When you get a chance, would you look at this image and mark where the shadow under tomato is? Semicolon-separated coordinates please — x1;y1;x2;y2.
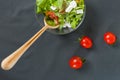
76;60;92;73
110;38;120;49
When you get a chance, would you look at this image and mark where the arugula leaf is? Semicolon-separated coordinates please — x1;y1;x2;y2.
57;0;63;9
71;19;77;29
36;0;44;6
36;0;50;13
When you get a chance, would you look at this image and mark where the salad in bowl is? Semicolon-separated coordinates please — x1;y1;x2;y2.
36;0;85;35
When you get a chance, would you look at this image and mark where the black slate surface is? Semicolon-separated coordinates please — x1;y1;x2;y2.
0;0;120;80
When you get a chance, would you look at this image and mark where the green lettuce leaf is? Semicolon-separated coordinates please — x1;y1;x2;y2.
57;0;63;9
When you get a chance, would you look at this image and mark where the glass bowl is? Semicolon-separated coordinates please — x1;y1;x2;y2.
35;3;86;35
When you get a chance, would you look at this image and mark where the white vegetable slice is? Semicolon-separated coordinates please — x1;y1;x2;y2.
65;1;77;12
63;22;71;28
76;9;83;14
50;6;56;10
65;6;73;13
70;1;77;8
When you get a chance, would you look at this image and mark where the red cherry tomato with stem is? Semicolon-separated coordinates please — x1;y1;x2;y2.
104;32;117;45
79;36;93;49
69;56;85;69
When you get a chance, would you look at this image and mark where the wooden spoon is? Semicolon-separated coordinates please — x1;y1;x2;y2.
1;18;59;70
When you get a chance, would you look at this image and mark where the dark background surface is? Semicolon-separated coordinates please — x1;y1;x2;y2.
0;0;120;80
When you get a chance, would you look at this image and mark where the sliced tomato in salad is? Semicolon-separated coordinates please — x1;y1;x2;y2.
46;11;59;25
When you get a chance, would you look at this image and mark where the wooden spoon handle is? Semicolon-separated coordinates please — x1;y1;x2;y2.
1;25;48;70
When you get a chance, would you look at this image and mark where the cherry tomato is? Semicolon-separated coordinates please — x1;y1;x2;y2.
104;32;116;45
69;56;83;69
80;36;93;48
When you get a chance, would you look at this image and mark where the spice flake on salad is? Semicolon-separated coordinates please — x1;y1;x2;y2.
36;0;85;31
